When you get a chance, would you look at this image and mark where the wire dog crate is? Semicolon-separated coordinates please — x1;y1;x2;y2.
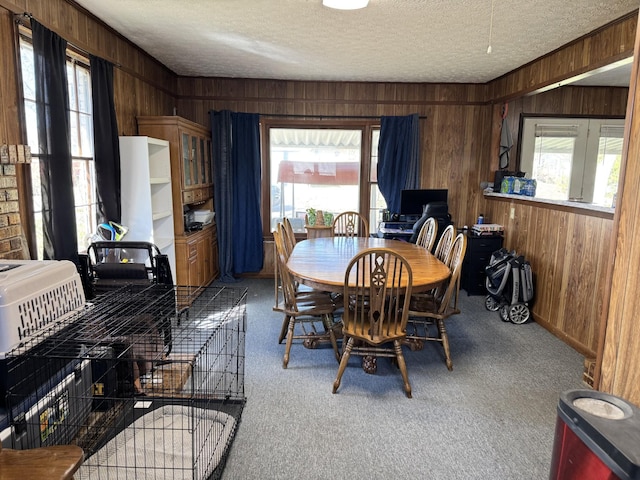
2;281;246;480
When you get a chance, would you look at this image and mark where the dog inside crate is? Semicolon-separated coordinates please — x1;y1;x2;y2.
104;314;166;396
84;286;177;398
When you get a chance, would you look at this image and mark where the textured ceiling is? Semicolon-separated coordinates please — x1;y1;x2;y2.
72;0;639;84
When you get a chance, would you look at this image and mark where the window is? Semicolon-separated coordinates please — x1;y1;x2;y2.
20;32;97;259
266;123;383;234
519;117;624;207
369;128;386;230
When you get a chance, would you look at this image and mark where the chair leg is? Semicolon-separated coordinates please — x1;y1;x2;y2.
394;340;412;398
437;319;453;371
278;314;290;344
322;314;341;363
332;337;354;394
283;317;296;369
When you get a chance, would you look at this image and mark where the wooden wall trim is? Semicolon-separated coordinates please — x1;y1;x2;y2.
485;194;615;220
177;93;488;107
534;316;596;358
177;78;489;107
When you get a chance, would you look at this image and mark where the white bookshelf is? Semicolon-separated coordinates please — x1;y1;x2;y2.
119;136;176;278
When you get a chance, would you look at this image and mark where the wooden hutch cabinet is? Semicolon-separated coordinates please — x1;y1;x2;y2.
137;116;219;295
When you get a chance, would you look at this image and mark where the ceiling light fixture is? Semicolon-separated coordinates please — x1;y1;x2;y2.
323;0;369;10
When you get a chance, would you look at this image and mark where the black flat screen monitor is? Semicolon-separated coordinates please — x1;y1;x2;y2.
400;189;448;215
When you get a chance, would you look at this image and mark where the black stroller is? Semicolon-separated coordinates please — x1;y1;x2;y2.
484;248;534;324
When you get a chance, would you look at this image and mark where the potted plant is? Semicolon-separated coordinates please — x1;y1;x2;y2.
306;207;317;226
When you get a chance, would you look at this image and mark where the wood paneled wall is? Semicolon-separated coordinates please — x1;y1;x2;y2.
485;197;613;357
0;0;177;139
177;79;493;231
177;80;494;278
0;8;21;145
176;80;495;281
481;86;628;357
600;12;640;405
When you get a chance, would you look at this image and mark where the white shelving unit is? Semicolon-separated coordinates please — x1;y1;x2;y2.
119;136;176;278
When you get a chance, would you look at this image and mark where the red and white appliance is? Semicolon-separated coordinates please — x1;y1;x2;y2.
550;389;640;480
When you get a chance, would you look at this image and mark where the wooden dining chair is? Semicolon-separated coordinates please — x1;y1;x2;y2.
273;219;298;312
274;222;315;335
0;442;84;480
433;224;455;262
273;237;284;313
332;248;414;398
273;229;341;368
281;217;297;254
406;233;467;370
332;211;370;238
415;217;438;252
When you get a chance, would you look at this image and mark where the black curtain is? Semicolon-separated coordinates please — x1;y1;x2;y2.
211;110;234;282
231;113;263;273
377;113;421;214
211;110;263;281
90;55;121;224
32;20;78;263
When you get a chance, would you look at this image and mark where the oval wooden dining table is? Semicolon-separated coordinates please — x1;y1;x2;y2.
287;236;451;293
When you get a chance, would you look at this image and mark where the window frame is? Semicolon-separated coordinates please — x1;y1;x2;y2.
260;118;379;238
518;114;624;206
18;26;97;259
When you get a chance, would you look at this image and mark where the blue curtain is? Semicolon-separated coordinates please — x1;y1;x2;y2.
377;113;421;214
90;55;121;224
32;20;78;263
211;110;264;281
231;113;263;273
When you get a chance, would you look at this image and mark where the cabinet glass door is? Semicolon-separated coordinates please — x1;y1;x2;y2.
206;139;212;185
200;138;207;185
182;132;191;186
191;136;199;188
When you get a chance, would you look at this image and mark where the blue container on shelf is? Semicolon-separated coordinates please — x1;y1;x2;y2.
523;178;537;196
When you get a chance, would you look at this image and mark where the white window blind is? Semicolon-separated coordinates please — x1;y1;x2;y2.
534;124;580;137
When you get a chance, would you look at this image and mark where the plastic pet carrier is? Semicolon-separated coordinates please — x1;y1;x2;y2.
0;260;89;450
0;260;86;407
484;248;534;324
